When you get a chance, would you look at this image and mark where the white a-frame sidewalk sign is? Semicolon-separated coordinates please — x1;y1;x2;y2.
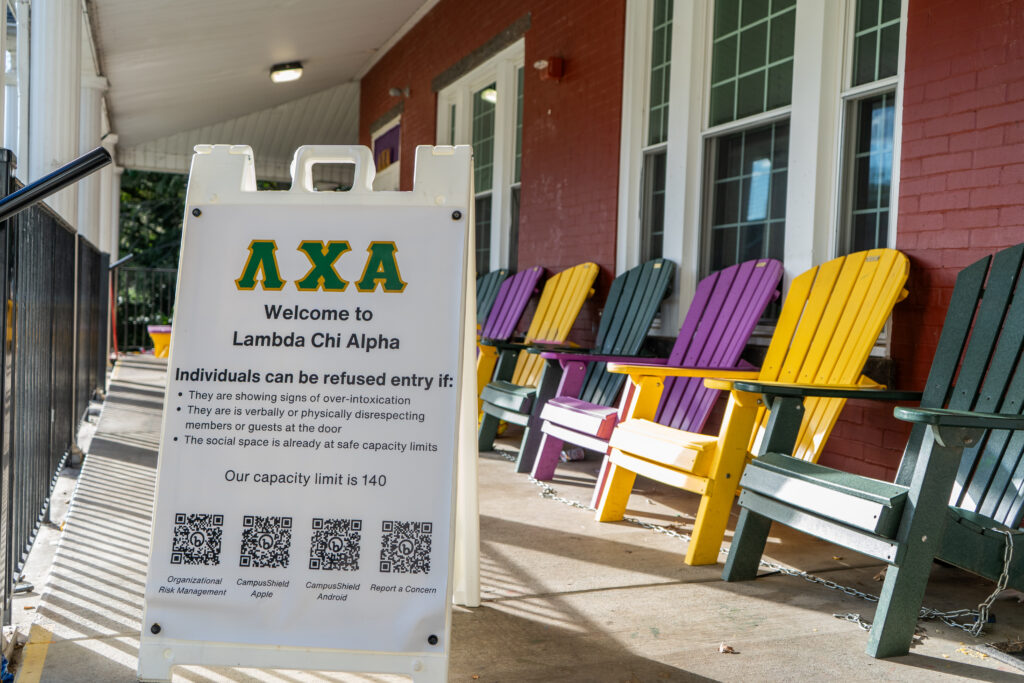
139;145;479;682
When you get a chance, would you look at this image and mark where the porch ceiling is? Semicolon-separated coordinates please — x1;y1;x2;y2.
91;0;435;180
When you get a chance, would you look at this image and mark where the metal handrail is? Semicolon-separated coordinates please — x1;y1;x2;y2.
0;146;111;223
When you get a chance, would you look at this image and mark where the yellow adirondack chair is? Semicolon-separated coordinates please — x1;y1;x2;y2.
595;249;909;565
477;262;600;436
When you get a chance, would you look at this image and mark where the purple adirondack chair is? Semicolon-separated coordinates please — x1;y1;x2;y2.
529;258;784;490
477;266;546;401
481;266;545;342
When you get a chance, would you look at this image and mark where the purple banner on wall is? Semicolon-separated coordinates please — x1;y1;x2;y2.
374;124;401;170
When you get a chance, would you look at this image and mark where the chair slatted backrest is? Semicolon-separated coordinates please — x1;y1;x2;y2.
510;262;601;387
654;258;784;432
575;259;675;406
481;266;545;340
893;244;1024;528
748;249;910;461
476;269;509;326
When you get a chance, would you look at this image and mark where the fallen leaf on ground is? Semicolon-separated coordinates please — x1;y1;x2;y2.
718;643;738;654
832;556;843;561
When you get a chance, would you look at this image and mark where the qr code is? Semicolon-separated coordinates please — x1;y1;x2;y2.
240;515;292;568
171;513;223;565
379;520;432;574
310;518;362;571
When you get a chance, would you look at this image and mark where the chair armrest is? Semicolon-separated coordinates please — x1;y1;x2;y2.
728;379;921;402
538;351;669;364
479;338;532;351
607;363;761;380
894;406;1024;431
524;341;584;353
528;342;591;355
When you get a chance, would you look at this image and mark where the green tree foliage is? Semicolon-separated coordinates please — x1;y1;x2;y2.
118;169;188;268
119;170;290;268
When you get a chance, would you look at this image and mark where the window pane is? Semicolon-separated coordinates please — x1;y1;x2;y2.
857;0;879;31
647;0;674;145
878;23;899;79
736;72;766;120
472;82;497;192
715;0;740;36
765;63;793;110
710;82;736;127
768;7;795;62
741;0;769;24
843;93;895;253
738;23;768;74
711;34;737;84
641;149;667;261
706;121;789;271
852;0;901;86
448;103;456;145
475;194;492;275
714;179;740;225
853;33;877;85
717;133;744;180
740;223;765;261
710;0;795;126
711;226;737;271
880;0;900;22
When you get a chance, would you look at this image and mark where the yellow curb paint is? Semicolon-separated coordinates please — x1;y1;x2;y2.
17;624;53;683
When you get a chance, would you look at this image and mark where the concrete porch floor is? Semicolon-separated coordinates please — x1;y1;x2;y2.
9;355;1024;681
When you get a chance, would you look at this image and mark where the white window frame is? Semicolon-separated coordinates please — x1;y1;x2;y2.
436;40;524;274
370;114;401;191
834;0;907;255
617;0;906;341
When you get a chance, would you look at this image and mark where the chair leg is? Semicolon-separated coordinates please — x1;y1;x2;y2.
514;360;563;474
478;412;501;452
530;432;565;481
515;424;543;473
722;507;772;581
590;454;613;509
476;346;499;413
685;489;736;566
866;557;935;658
594;458;636;522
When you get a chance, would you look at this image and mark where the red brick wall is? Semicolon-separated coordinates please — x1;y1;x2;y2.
359;0;626;344
818;0;1024;480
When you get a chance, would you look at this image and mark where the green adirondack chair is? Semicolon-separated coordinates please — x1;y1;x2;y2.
722;243;1024;659
476;268;509;328
478;259;673;470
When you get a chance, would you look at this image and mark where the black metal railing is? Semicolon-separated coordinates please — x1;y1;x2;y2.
116;267;177;350
0;147;111;623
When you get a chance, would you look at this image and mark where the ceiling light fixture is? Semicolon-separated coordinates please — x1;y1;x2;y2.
480;88;498;104
270;61;303;84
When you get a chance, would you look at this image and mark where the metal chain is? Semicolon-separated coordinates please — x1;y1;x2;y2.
497;451;1017;639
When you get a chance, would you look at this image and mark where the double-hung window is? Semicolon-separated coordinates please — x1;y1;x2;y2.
437;41;524;275
617;0;904;334
640;0;673;263
703;0;795;273
839;0;901;253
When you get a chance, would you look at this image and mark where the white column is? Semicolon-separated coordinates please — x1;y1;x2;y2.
110;166;122;260
29;0;82;224
77;75;107;246
98;134;117;255
782;0;845;276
